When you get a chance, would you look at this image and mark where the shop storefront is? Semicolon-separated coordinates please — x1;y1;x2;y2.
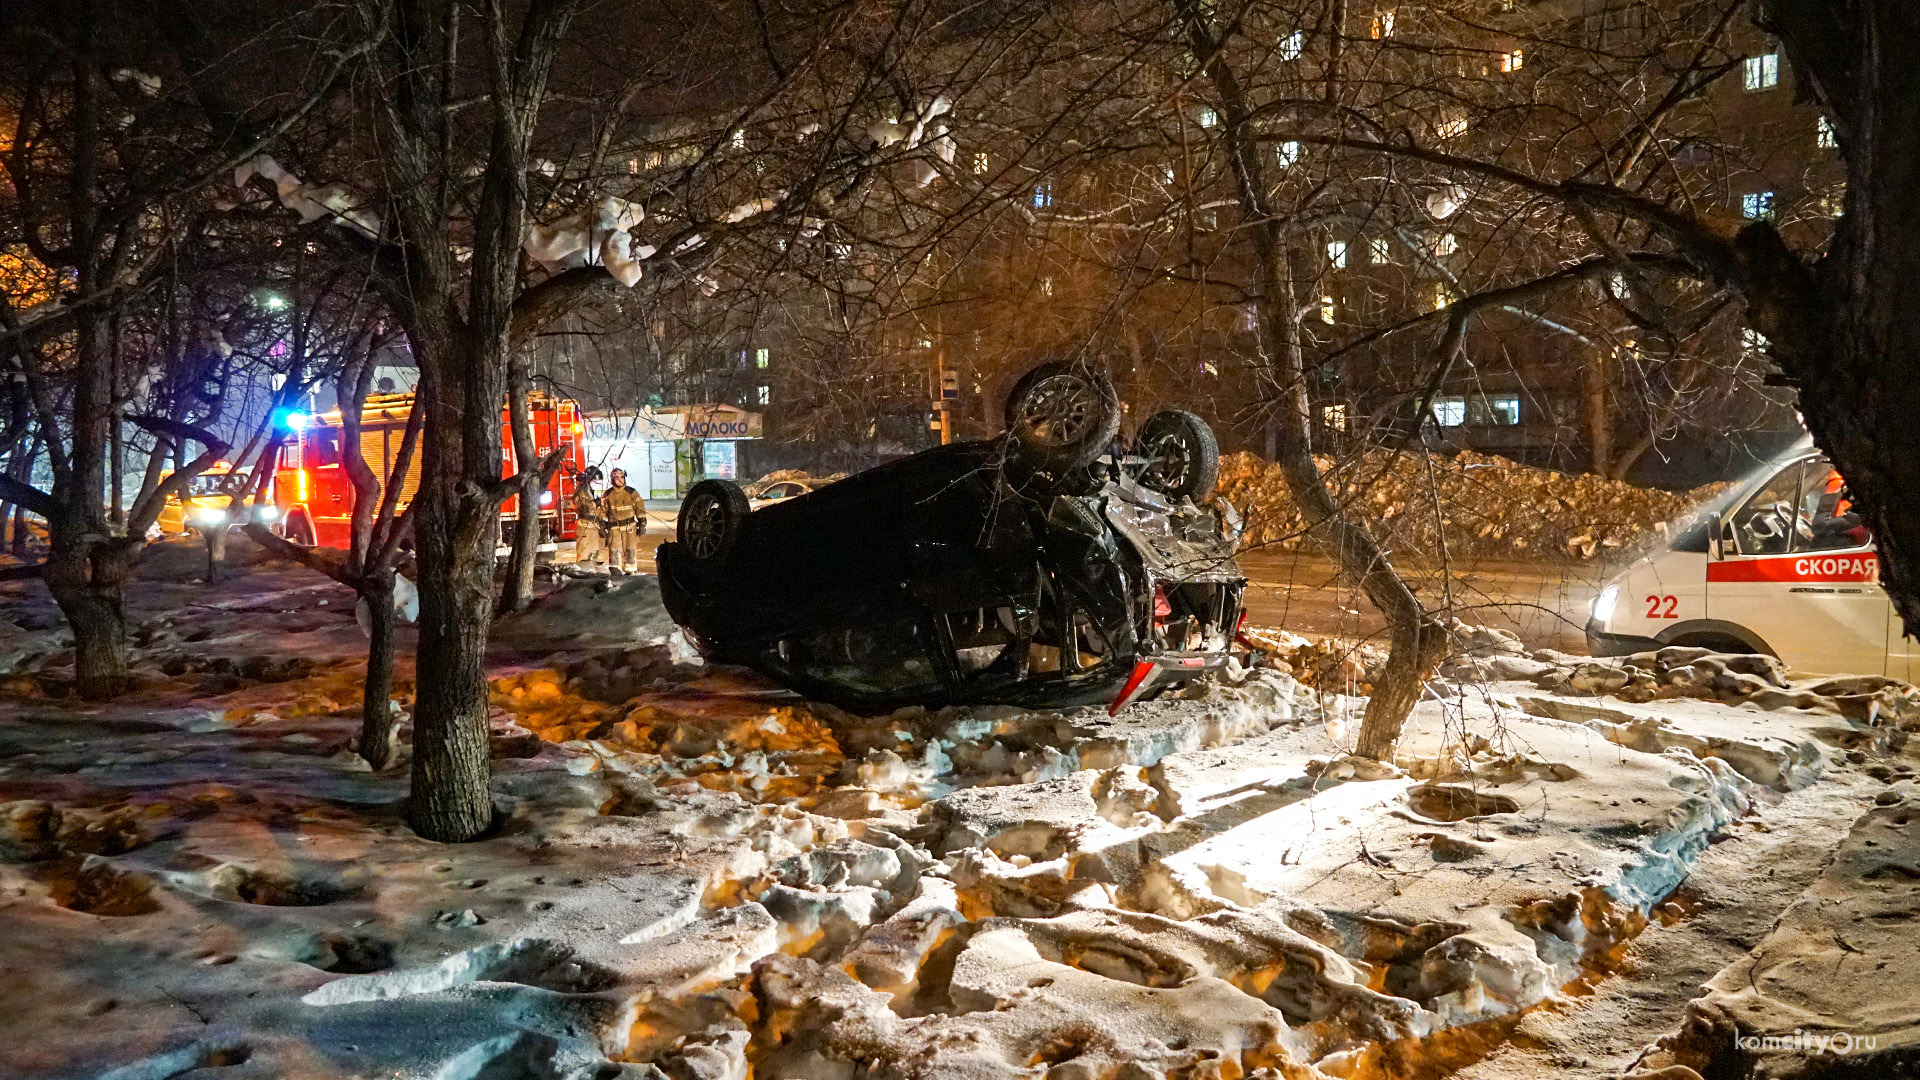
582;404;763;498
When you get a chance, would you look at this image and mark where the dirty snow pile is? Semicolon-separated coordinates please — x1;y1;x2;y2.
2;552;1917;1080
1215;449;1727;561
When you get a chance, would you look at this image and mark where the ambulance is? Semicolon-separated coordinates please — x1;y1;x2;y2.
1586;436;1916;678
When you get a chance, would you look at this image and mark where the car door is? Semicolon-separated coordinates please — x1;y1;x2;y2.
1709;456;1889;675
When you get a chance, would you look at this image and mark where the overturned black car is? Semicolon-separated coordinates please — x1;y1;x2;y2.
656;362;1248;713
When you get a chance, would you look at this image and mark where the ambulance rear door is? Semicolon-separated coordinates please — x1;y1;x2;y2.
1709;456;1890;676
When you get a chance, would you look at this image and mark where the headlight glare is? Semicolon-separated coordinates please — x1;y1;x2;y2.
1590;584;1620;625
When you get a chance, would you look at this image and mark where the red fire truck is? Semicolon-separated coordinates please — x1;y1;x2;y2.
271;390;588;553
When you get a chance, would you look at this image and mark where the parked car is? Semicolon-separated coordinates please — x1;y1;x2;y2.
1587;435;1916;677
155;462;280;536
657;361;1247;712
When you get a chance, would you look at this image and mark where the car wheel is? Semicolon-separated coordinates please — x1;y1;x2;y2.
679;479;750;565
1004;361;1122;474
1130;409;1220;501
286;512;316;547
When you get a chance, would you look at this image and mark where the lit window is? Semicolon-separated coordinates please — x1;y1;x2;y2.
1819;183;1846;216
1489;396;1521;425
1034;182;1054;209
755;348;769;369
1368;236;1392;263
1279;30;1304;61
755;385;770;406
1040;277;1054;296
1433;396;1466;426
1162;163;1176;184
973;152;989;174
1608;273;1628;298
1741;327;1769;356
1240;306;1258;331
1322;403;1349;431
1276;140;1303;168
1436;115;1468;140
1744;53;1779;91
1430;232;1458;256
1499;48;1524;72
1319;295;1336;323
1430;283;1453;310
732;130;747;149
1327;240;1348;268
627;158;639;174
1197;107;1219;128
1817;115;1837;149
1741;190;1774;219
1371;10;1395;38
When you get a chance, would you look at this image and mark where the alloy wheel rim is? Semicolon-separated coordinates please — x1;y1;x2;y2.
685;496;726;558
1018;374;1098;446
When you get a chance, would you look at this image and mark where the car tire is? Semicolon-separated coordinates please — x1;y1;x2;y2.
679;479;750;565
1131;409;1220;501
1669;632;1762;655
1004;361;1122;474
286;512;317;547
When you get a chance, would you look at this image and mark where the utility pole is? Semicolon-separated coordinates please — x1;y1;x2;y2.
933;365;958;445
930;306;957;445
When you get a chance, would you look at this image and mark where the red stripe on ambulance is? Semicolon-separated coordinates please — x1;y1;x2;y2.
1706;553;1880;583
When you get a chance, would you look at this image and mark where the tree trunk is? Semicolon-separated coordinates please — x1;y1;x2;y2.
1745;5;1920;637
1579;344;1614;477
45;537;136;700
499;370;540;614
359;569;400;769
9;504;25;557
409;490;497;840
1180;0;1446;761
203;524;229;583
376;0;577;842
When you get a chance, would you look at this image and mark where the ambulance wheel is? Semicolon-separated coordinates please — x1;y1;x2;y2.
1669;632;1762;656
679;480;749;565
1130;409;1219;501
286;512;316;547
1005;361;1121;475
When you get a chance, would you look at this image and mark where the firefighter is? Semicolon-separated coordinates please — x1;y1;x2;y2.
572;465;605;567
601;468;645;575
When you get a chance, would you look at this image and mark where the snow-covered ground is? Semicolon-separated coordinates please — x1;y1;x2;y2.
1;536;1915;1080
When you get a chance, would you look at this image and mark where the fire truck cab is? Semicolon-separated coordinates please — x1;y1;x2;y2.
272;391;587;554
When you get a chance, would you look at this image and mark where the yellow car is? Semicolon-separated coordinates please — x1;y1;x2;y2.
155;462;280;536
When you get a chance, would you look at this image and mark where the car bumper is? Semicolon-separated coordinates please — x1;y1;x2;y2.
1109;650;1232;714
1586;621;1662;657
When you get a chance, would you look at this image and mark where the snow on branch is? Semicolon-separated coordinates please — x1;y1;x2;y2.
233;155;381;239
525;196;654;285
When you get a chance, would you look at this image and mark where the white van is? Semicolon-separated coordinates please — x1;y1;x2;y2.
1586;437;1916;678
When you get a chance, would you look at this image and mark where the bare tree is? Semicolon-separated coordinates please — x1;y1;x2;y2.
0;0;359;697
